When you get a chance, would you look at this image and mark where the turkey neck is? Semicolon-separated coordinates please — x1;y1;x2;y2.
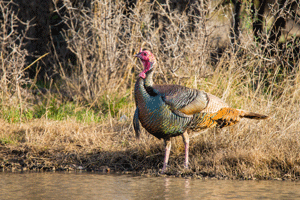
144;68;159;96
134;68;156;107
144;68;154;87
135;77;150;104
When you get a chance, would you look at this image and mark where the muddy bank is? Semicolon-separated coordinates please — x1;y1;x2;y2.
0;118;299;180
0;143;299;181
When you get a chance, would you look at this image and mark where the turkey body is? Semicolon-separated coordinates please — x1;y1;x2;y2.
133;49;268;173
134;78;192;139
134;77;250;138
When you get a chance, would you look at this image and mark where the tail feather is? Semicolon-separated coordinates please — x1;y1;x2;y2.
240;110;269;120
189;108;268;131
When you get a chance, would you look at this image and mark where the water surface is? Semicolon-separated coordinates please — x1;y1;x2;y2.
0;172;299;199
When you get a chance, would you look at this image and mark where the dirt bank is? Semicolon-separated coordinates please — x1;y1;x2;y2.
0;118;299;181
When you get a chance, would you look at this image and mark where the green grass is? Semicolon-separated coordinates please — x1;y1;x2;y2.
99;94;130;118
0;93;131;123
0;137;14;145
0;102;102;123
0;105;32;123
33;100;103;122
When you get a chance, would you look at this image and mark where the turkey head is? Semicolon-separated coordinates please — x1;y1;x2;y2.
135;49;156;79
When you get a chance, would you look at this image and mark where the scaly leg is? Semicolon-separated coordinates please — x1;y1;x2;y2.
161;138;171;174
182;131;189;169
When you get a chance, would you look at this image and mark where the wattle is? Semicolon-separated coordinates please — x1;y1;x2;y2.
139;72;146;79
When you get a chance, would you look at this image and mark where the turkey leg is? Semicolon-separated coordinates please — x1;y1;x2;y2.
182;131;189;169
162;138;171;173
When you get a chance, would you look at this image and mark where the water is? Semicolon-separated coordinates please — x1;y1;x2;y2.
0;172;300;200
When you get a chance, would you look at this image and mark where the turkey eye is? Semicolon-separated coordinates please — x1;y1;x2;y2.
143;52;147;56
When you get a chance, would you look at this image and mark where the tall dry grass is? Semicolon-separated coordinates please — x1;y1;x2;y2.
0;1;37;122
0;0;300;179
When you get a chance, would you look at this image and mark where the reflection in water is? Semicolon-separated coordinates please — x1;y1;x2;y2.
164;177;170;199
184;178;190;197
164;177;191;200
0;172;300;200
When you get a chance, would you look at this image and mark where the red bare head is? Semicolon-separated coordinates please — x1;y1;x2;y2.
135;49;156;79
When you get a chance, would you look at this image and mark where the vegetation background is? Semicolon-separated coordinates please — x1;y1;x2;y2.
0;0;300;180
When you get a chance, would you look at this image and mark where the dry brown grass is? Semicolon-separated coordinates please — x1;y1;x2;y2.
0;0;300;179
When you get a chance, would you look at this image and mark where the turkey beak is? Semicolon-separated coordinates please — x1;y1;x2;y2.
135;48;143;58
134;52;141;59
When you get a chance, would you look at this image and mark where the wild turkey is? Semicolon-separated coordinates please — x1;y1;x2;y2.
133;48;268;173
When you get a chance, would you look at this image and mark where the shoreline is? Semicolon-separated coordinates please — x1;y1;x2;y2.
1;140;299;181
0;118;299;181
